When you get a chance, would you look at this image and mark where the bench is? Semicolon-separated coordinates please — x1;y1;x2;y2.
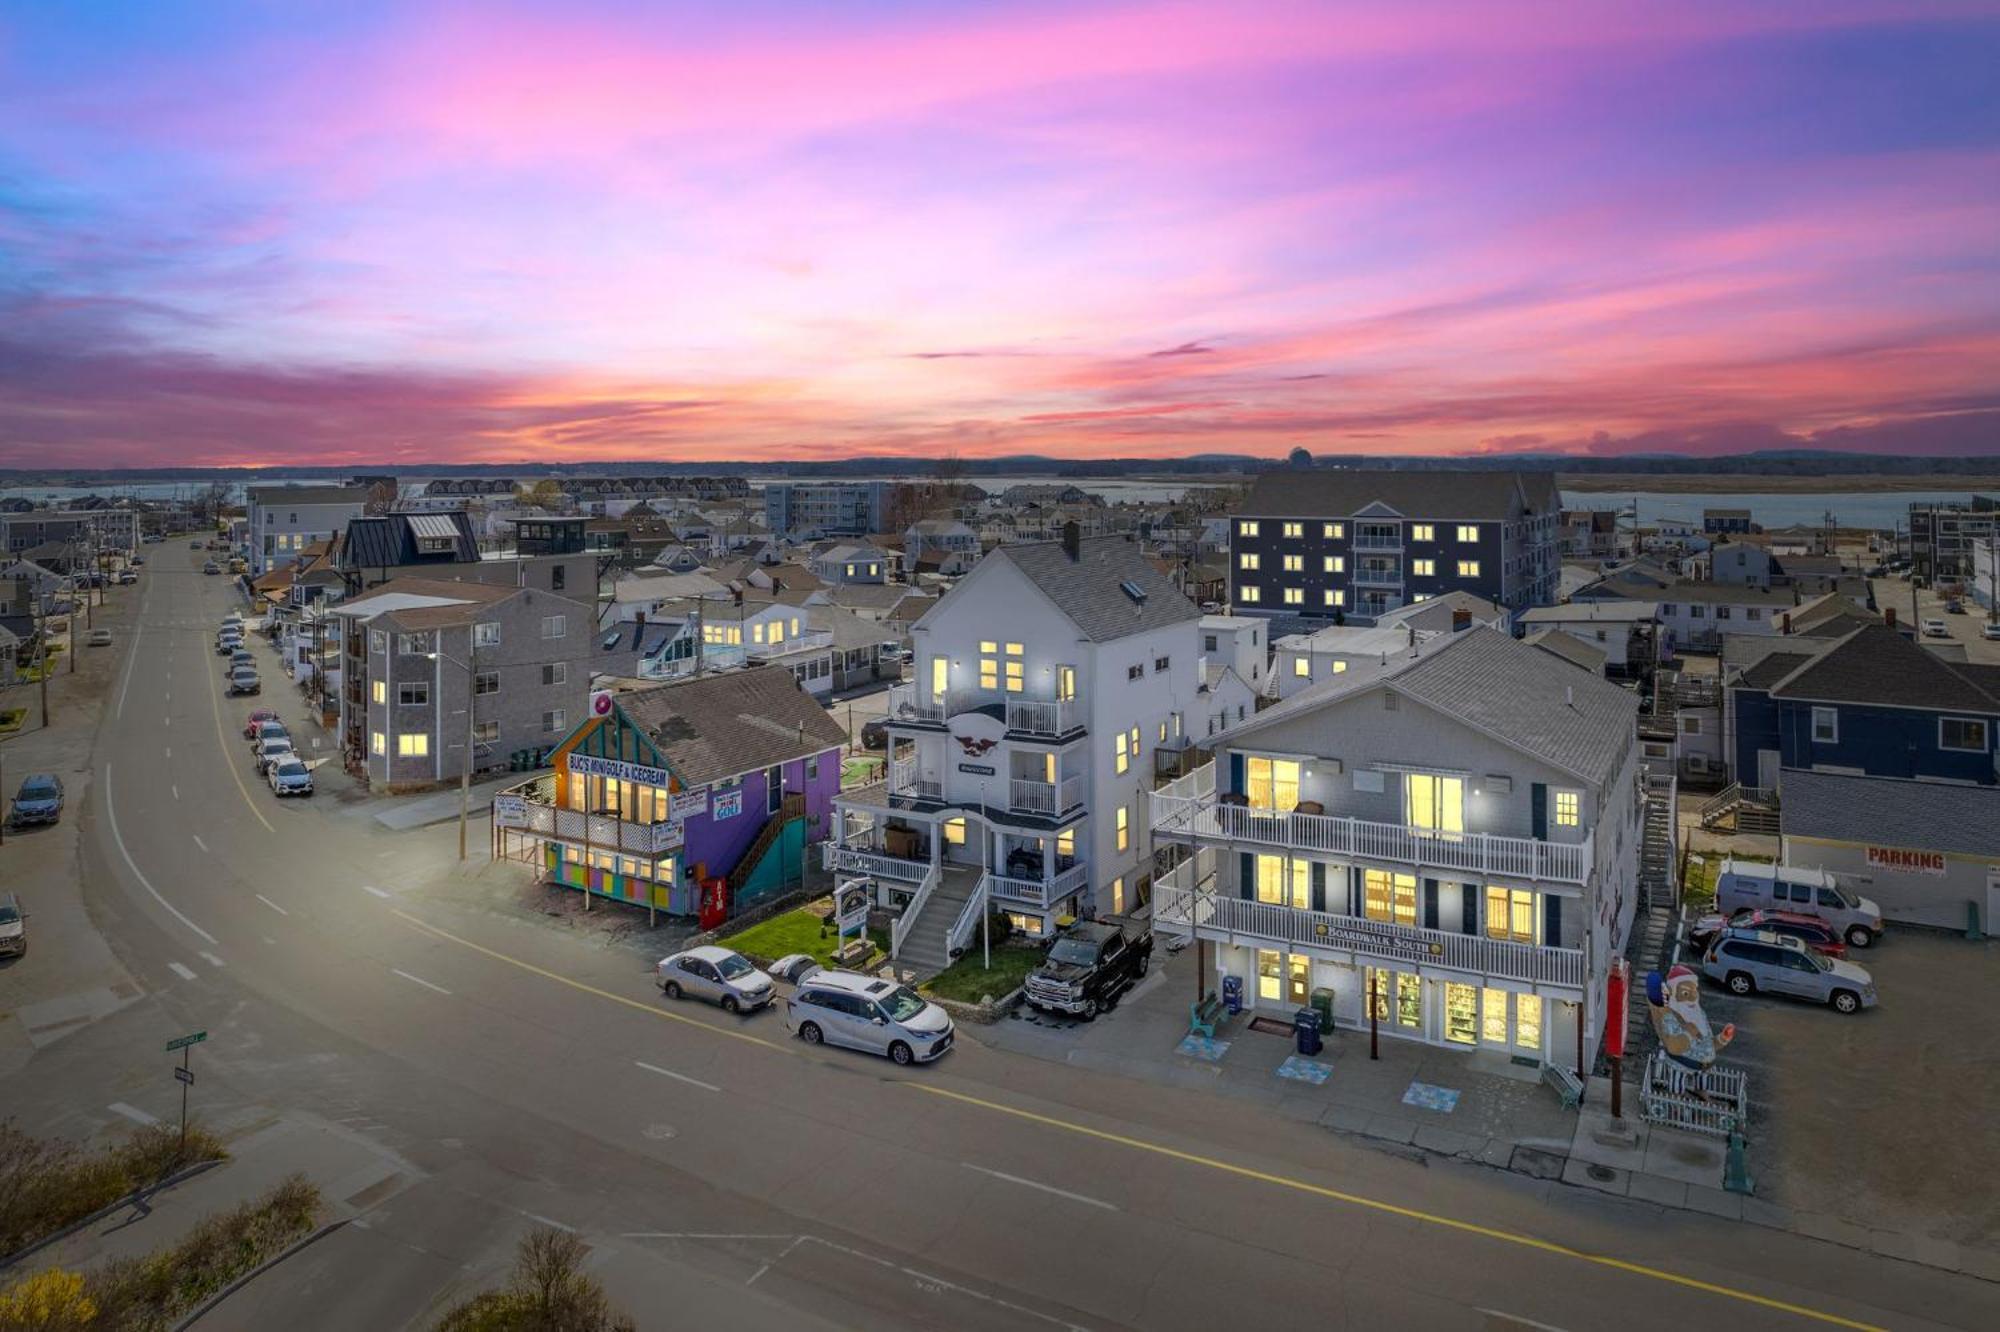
1189;992;1226;1039
1542;1062;1585;1110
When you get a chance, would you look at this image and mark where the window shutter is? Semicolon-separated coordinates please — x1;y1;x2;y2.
1310;862;1326;914
1461;884;1478;935
1530;783;1548;840
1229;752;1245;797
1239;852;1254;901
1545;894;1562;948
1349;867;1362;916
1422;879;1439;930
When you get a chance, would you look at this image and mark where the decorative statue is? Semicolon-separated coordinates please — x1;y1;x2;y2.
1646;964;1735;1072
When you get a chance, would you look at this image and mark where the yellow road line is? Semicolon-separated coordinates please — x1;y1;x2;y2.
389;905;1884;1332
391;910;784;1052
905;1083;1885;1332
201;621;274;833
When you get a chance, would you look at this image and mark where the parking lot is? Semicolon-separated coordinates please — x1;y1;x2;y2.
1870;575;2000;663
1690;922;2000;1250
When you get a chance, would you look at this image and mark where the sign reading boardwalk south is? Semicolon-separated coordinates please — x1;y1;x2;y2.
165;1030;207;1052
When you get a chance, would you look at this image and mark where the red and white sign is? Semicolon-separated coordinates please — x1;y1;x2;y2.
949;710;1008;758
1866;845;1946;876
589;689;614;718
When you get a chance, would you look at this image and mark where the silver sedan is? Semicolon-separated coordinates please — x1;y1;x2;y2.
656;946;775;1014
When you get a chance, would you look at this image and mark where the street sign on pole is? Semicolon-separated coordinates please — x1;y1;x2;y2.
174;1067;195;1086
165;1031;207;1052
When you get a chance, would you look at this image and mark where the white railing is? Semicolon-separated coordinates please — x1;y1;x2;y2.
1354;565;1403;587
750;628;835;659
1006;775;1084;816
1005;695;1083;736
985;860;1090;909
946;876;988;957
1353;532;1403;551
496;799;681;854
889;758;943;801
885;682;947;724
1154;884;1584;988
1158;763;1217;803
821;842;931;883
891;863;942;960
1150;791;1591;885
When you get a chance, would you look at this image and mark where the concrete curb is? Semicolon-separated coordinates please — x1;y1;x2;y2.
171;1216;348;1330
0;1158;228;1271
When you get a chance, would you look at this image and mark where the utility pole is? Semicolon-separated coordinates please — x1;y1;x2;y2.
459;634;476;861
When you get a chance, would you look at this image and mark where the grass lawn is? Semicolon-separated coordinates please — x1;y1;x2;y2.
1683;847;1774;908
841;755;885;789
921;945;1043;1005
720;903;888;969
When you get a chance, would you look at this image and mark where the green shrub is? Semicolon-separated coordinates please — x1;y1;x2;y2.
434;1227;635;1332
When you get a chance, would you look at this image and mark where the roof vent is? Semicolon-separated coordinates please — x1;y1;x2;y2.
1119;579;1147;606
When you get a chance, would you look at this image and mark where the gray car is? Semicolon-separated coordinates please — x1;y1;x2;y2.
1700;929;1877;1014
227;669;261;696
656;946;775;1014
784;970;954;1065
0;892;24;958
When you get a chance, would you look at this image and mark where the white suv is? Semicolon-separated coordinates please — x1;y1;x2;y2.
784;970;954;1065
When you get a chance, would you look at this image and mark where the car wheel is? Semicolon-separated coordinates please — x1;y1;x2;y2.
721;995;740;1015
1830;989;1861;1015
1093;993;1114;1017
888;1041;914;1066
662;981;681;1000
1845;925;1875;949
798;1021;823;1046
1136;954;1150;978
1726;971;1755;996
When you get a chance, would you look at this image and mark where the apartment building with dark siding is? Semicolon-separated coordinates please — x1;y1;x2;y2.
1227;471;1562;621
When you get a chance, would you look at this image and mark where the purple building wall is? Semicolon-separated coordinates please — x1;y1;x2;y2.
680;746;842;884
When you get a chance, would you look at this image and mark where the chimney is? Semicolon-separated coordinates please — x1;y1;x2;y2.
1451;608;1472;632
1062;521;1081;562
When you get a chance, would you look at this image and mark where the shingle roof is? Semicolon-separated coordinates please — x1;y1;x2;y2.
1238;470;1556;521
1737;650;1816;690
613;665;847;787
1780;768;2000;857
1519;600;1656;624
1524;628;1608;674
989;536;1197;642
1375;590;1505;632
1768;624;2000;713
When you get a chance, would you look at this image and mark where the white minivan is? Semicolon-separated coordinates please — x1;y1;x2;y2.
1713;858;1884;949
784;970;954;1065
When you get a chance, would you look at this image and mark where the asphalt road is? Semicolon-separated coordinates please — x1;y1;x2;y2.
13;553;1997;1330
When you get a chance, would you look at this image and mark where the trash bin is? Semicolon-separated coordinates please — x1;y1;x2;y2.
1221;975;1244;1015
1294;1006;1323;1057
1309;986;1335;1031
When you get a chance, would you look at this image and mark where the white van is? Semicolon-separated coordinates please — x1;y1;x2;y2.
1713;859;1883;949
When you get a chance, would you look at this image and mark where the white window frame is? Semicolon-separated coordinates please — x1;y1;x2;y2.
1811;706;1838;744
541;614;566;639
473;621;501;647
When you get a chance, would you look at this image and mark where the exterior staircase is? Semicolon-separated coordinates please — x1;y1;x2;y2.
1639;775;1678;913
893;864;983;979
1698;783;1779;836
728;794;806;894
1606;776;1680;1072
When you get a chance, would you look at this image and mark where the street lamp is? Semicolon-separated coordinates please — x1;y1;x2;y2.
422;638;478;860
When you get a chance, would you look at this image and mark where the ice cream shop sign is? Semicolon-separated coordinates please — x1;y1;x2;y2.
1866;845;1946;876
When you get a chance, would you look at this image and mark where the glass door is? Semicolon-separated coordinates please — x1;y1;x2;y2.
1256;949;1283;1002
1444;983;1477;1045
1515;994;1543;1054
1406;773;1465;838
1481;987;1510;1046
1288;956;1310;1007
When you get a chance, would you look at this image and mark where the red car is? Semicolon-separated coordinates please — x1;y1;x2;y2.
242;708;281;740
1690;907;1846;958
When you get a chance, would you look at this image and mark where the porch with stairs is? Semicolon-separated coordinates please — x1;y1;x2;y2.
1698;782;1779;836
892;863;984;978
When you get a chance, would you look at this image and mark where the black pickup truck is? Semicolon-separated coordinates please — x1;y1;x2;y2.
1024;921;1152;1018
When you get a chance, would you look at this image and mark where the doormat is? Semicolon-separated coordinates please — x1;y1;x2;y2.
1402;1081;1461;1113
1276;1056;1332;1086
1247;1016;1296;1037
1176;1034;1230;1063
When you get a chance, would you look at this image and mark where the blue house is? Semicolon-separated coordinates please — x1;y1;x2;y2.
1728;624;2000;787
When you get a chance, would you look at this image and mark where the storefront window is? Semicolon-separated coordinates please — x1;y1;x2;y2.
1256;949;1283;1002
1445;982;1477;1044
1255;855;1310;909
1396;973;1421;1029
1481;988;1510;1045
1516;994;1543;1052
1485;885;1538;944
1244;756;1300;811
1364;870;1417;926
1365;967;1391;1021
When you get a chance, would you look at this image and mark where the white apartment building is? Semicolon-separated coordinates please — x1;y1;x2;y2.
1152;627;1647;1072
247;485;371;577
827;532;1200;969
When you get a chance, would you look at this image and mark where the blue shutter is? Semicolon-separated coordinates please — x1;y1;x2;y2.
1310;862;1326;914
1229;752;1246;797
1531;783;1548;840
1461;883;1478;935
1422;879;1439;930
1544;894;1562;947
1348;867;1362;916
1239;852;1254;901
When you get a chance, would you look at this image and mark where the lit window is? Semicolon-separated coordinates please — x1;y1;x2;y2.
1455;525;1479;543
1411;558;1435;577
1254;854;1310;908
1332;660;1347;674
1057;827;1074;857
1282;522;1303;538
370;731;386;756
371;680;386;704
1006;642;1024;656
1324;555;1344;573
1411;524;1434;541
1323;523;1344;539
944;817;967;845
397;733;429;758
1485;885;1539;944
1004;659;1024;693
1325;589;1344;607
1111;877;1126;915
980;651;997;689
1114;732;1129;775
1294;657;1311;678
1116;806;1129;852
1283;588;1303;605
1238;521;1260;538
1554;790;1580;827
1243;756;1299;810
1239;552;1260;570
1240;585;1261;603
1363;869;1418;926
1282;554;1303;572
1456;560;1481;578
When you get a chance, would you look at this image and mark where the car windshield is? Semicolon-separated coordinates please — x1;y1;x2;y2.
1048;938;1098;966
1828;884;1859;908
277;762;307;777
20;780;55;799
879;987;927;1022
1805;949;1833;972
0;905;18;924
715;953;755;980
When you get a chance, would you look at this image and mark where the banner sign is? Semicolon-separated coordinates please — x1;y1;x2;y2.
491;794;528;827
1866;845;1946;876
670;791;708;824
957;763;996;776
712;788;744;820
835;883;871;930
568;754;670;787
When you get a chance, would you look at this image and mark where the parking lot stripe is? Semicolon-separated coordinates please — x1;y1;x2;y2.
168;962;198;981
635;1060;721;1092
962;1162;1116;1210
906;1083;1888;1332
192;834;208;853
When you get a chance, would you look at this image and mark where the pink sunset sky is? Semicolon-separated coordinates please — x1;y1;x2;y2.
2;0;1997;467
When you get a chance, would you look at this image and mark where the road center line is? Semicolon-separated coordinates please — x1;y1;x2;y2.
392;968;452;996
104;765;219;947
635;1060;721;1092
199;950;226;968
906;1084;1884;1332
172;785;180;800
168;962;198;981
255;894;289;916
962;1162;1116;1210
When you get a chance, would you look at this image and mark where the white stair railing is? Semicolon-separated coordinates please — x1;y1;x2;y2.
890;863;941;961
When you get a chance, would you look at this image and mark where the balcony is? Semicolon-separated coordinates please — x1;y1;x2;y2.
885;682;1084;737
1007;774;1084;817
1151;790;1591;885
493;798;684;855
1154;878;1583;989
983;860;1090;910
821;840;930;883
749;628;834;660
1354;563;1404;588
889;757;944;803
1353;532;1404;552
1005;694;1083;737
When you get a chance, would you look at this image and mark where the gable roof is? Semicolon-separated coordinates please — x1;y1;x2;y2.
1238;470;1555;521
982;536;1197;642
1766;624;2000;713
1525;628;1609;674
338;510;480;570
612;665;847;787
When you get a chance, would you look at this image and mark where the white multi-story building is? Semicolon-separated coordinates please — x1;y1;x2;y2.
827;531;1200;970
1151;626;1650;1073
247;485;372;577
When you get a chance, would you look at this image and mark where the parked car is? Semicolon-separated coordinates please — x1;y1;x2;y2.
877;642;906;663
784;970;954;1064
242;708;281;739
116;570;138;585
0;892;23;958
131;555;145;565
228;649;255;673
86;628;113;646
1024;920;1154;1017
859;719;888;750
1984;621;2000;642
215;633;243;655
250;720;290;750
228;669;262;697
1713;858;1883;948
656;946;775;1014
190;540;204;549
766;954;822;984
1688;908;1845;958
202;561;221;575
1923;618;1949;637
10;774;64;826
1699;930;1876;1014
1945;599;1965;614
267;758;314;797
253;736;294;773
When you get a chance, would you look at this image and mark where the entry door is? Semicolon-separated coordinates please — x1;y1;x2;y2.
1756;749;1780;790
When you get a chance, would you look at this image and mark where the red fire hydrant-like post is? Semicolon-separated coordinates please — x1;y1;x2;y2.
1605;959;1629;1118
